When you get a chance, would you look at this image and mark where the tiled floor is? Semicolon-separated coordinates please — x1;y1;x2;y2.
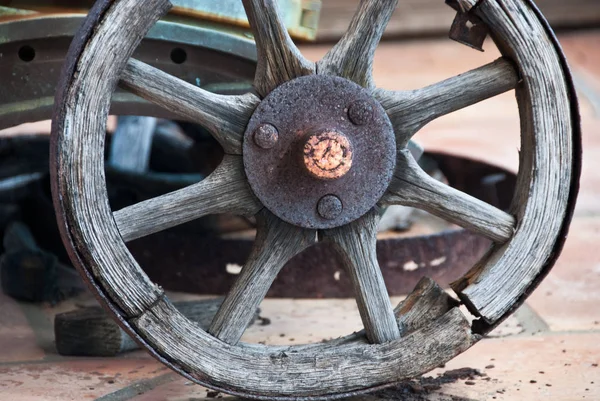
1;29;599;401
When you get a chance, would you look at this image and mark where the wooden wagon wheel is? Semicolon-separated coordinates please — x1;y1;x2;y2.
51;0;580;398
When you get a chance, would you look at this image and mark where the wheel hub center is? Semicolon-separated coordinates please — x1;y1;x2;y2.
243;75;396;229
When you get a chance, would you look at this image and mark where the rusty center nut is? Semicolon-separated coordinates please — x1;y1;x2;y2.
303;131;353;180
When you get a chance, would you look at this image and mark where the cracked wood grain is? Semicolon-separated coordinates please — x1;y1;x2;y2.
120;58;259;154
113;155;262;242
375;58;519;146
133;299;478;397
321;209;400;343
394;277;460;335
242;0;315;97
381;150;515;243
318;0;398;88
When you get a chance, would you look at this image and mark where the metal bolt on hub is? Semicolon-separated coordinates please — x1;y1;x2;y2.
317;195;343;220
253;124;279;149
348;100;374;125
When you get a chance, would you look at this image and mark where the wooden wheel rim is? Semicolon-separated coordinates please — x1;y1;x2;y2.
50;0;580;399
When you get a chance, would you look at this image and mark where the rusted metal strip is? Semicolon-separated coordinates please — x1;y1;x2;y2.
130;228;491;298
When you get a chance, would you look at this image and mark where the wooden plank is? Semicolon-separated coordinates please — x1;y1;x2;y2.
394;277;460;334
133;299;478;397
208;210;315;345
375;58;519;147
52;0;172;316
315;0;600;41
120;59;259;155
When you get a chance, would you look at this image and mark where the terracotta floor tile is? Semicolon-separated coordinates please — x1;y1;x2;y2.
422;332;600;401
527;217;600;332
561;31;600;79
0;358;167;401
128;378;212;401
0;293;45;363
574;116;600;215
240;297;403;345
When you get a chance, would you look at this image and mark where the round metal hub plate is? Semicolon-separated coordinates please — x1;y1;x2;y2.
243;75;396;229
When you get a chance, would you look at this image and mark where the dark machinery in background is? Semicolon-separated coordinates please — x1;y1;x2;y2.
0;0;509;302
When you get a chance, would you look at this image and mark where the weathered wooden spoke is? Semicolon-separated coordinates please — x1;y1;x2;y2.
113;156;262;242
120;59;259;154
381;150;515;243
318;0;398;88
242;0;315;97
209;211;316;345
375;58;519;146
321;210;400;344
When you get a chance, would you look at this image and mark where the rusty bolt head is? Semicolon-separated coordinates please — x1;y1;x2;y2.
253;124;279;149
348;100;374;125
317;195;343;220
303;131;353;180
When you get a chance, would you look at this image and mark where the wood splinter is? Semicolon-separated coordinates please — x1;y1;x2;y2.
394;276;460;335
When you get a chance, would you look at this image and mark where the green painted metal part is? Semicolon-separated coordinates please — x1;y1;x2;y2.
0;0;320;130
0;0;321;40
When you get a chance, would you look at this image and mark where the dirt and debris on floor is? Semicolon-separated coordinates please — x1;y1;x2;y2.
365;368;485;401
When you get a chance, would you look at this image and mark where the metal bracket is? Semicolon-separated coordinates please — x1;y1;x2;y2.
445;0;489;51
